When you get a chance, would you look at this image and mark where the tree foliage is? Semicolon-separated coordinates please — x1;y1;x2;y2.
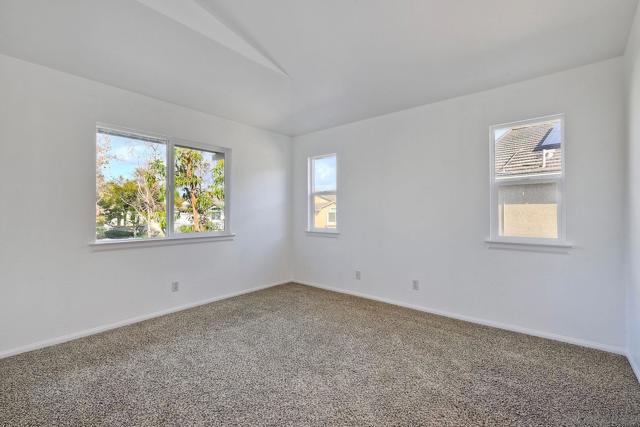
96;141;166;238
96;142;225;239
174;148;224;232
97;179;139;231
131;158;166;236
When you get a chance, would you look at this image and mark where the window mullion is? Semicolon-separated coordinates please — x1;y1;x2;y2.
495;177;561;187
223;149;230;233
309;193;314;230
166;140;174;238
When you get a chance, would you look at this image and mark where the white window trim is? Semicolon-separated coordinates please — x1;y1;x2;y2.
307;153;339;235
93;124;233;248
488;114;570;248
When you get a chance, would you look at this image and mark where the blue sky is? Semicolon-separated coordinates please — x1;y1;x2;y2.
100;134;221;187
314;155;336;191
101;134;166;181
494;128;509;141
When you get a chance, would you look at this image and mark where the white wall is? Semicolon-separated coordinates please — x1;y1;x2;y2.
0;49;632;362
292;58;627;352
624;5;640;378
0;54;292;356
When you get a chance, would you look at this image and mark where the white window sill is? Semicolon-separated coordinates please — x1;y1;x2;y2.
91;233;236;250
485;239;573;252
305;230;340;238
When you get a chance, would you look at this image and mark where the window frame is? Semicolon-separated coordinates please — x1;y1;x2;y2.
488;114;568;247
93;124;233;247
307;153;339;234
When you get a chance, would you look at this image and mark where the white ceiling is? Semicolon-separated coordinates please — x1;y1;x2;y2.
0;0;637;136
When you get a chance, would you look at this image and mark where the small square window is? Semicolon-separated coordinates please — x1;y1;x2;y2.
327;206;337;227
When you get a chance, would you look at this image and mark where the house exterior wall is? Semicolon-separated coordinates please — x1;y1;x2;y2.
313;203;336;228
498;183;558;239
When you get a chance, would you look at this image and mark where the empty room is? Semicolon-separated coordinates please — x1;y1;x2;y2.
2;0;640;425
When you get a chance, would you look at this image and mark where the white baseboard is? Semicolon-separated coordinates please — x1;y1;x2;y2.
0;281;288;360
296;280;626;356
627;351;640;383
4;279;633;380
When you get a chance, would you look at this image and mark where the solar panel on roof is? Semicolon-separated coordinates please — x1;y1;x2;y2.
537;122;561;149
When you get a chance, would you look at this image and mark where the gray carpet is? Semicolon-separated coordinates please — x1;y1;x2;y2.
1;283;639;426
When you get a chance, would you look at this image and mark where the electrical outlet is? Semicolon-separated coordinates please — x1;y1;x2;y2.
171;281;180;292
412;280;420;291
355;270;361;280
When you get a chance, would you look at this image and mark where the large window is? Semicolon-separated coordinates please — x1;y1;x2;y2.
308;154;337;232
96;126;229;242
490;115;565;244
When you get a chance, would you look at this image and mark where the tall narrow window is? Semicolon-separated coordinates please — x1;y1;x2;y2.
490;115;565;243
96;126;230;243
308;154;337;232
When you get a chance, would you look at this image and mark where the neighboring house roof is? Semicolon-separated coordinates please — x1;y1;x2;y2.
495;120;562;177
314;194;336;212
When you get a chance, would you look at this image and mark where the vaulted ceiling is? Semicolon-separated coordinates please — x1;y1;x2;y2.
0;0;637;135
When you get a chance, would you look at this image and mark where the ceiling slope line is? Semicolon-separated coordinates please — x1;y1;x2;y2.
135;0;289;77
193;0;291;79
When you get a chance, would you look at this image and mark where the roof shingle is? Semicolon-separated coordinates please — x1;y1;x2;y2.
495;120;562;178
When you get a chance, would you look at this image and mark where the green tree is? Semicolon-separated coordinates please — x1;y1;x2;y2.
131;157;166;237
97;139;168;238
211;158;225;204
97;179;138;229
174;148;219;232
